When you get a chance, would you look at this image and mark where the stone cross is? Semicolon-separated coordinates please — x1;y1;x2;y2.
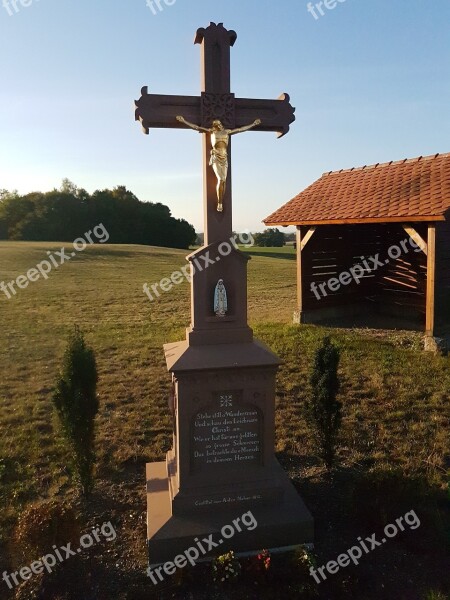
137;23;313;567
135;21;295;245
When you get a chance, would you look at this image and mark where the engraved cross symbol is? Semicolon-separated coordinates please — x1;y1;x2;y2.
220;395;233;408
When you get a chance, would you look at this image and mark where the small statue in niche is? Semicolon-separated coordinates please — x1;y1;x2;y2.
214;279;228;317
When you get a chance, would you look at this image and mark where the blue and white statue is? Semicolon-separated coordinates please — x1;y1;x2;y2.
214;279;228;317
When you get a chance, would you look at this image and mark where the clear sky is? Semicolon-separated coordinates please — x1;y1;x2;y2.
0;0;449;232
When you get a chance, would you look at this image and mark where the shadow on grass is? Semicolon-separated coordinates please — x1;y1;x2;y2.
281;456;450;600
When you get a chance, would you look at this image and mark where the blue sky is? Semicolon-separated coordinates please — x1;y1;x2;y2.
0;0;449;232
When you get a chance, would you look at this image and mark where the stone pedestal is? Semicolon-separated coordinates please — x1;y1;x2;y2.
146;339;313;565
146;460;313;565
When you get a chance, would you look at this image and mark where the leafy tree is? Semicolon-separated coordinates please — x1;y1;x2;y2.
0;191;9;238
53;327;99;495
306;336;342;470
0;184;196;248
60;178;78;195
253;228;285;247
0;189;18;203
0;194;39;240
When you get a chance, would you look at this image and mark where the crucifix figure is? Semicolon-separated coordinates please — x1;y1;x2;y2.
135;22;295;246
176;116;261;212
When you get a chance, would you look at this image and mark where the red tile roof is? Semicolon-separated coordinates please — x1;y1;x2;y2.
264;152;450;226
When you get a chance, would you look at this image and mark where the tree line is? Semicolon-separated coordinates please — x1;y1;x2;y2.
0;180;196;249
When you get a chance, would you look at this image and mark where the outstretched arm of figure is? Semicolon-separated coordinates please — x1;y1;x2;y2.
229;119;262;135
176;116;210;133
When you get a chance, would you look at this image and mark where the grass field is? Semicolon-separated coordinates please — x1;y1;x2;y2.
0;241;449;600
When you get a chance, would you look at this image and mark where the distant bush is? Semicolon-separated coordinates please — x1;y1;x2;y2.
253;228;285;247
53;327;99;495
306;336;342;470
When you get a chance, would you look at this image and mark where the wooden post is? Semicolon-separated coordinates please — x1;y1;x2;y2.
425;223;436;337
295;226;302;323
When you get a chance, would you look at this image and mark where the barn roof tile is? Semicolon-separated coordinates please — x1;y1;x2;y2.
264;152;450;226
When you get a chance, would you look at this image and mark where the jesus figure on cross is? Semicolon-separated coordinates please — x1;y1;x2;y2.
176;116;261;212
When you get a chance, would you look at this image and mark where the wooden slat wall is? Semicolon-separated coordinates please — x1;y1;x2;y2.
301;223;427;314
302;225;383;310
378;224;427;314
435;209;450;329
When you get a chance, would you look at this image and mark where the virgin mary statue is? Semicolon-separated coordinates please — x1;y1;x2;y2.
214;279;228;317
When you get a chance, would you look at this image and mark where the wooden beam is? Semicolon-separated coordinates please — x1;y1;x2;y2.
296;226;302;318
402;224;428;255
425;224;436;337
300;226;316;251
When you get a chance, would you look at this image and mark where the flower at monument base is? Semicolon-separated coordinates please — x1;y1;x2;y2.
242;549;272;585
212;551;241;585
297;546;316;569
257;549;271;570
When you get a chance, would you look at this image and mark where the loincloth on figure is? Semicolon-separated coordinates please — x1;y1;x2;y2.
209;148;228;181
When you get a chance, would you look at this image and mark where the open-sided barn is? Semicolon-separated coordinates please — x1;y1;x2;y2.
264;152;450;344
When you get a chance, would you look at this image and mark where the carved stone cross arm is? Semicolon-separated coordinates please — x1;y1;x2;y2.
135;89;295;138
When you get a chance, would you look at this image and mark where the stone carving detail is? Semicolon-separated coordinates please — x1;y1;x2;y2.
201;92;236;129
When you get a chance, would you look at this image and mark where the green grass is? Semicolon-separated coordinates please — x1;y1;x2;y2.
243;244;297;261
0;241;449;600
